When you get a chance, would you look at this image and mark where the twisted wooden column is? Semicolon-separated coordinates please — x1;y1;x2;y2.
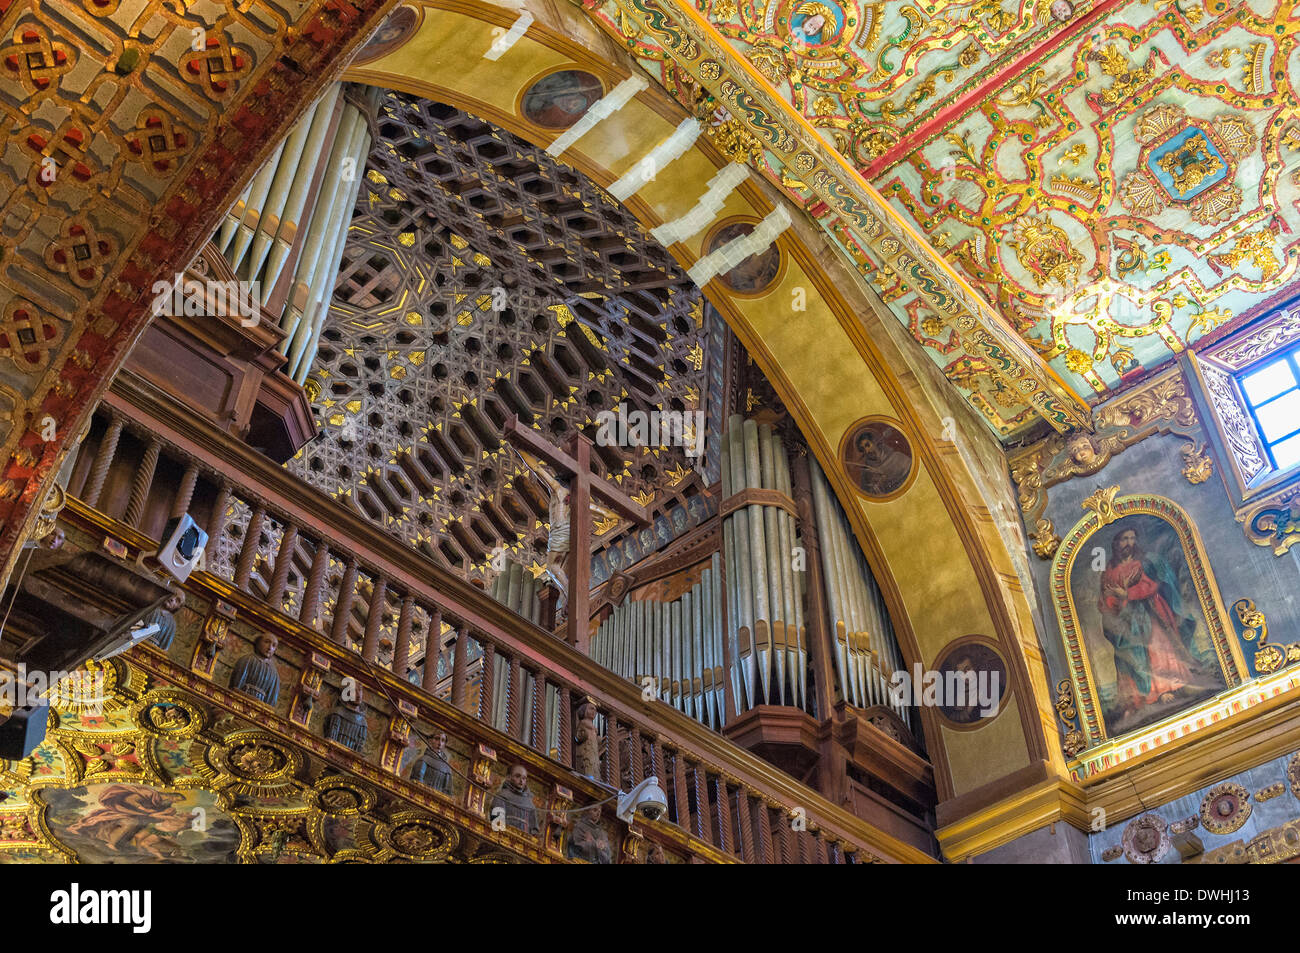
361;576;388;662
234;504;266;591
329;558;359;646
393;595;415;676
267;523;299;608
171;461;201;519
299;541;331;629
123;438;161;528
81;413;122;508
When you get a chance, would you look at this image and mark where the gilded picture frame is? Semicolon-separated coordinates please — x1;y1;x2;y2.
1049;488;1248;750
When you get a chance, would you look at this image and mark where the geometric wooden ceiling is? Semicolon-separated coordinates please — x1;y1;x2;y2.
289;91;719;577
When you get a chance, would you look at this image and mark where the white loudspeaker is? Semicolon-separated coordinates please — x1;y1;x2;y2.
157;514;208;583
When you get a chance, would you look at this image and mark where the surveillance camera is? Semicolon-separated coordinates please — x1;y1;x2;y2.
617;776;668;824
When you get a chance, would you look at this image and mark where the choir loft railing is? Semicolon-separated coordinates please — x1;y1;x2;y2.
58;374;931;862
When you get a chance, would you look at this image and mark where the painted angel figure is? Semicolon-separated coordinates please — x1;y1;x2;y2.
513;448;617;617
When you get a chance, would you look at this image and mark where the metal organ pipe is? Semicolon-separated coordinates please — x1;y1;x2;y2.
808;459;909;722
589;559;727;731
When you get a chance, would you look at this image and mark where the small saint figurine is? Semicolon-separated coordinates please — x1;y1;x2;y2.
573;699;600;778
410;731;454;795
230;633;280;705
566;805;613;864
143;592;185;651
490;764;539;836
324;696;368;752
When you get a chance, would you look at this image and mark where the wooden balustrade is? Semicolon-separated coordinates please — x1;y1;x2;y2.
53;383;932;863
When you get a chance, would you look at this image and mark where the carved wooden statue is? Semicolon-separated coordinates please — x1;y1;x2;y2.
324;696;368;752
566;806;613;864
230;634;280;705
410;731;454;794
573;699;600;779
144;592;185;650
490;764;539;835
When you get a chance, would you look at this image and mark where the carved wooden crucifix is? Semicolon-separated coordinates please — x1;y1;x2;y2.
503;415;650;653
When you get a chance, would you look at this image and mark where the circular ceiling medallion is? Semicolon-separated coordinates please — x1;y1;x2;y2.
1199;782;1252;835
704;219;783;295
933;638;1008;728
352;5;421;65
1049;0;1075;22
521;70;605;129
839;416;916;499
1122;813;1171;864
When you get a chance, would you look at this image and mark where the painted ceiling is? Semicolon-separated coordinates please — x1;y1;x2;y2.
580;0;1300;435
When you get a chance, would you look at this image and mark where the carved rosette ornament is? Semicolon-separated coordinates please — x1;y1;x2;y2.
1200;783;1252;835
1122;813;1172;864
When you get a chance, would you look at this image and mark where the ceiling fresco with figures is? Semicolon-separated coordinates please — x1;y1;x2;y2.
580;0;1300;435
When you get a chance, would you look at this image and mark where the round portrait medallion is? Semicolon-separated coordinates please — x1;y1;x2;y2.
521;70;604;129
352;5;420;65
933;639;1008;727
704;220;782;295
839;417;915;499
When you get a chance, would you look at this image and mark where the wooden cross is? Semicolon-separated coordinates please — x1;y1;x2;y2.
503;416;650;653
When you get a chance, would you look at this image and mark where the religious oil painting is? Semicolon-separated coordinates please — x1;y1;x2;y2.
1055;497;1245;746
840;418;915;499
521;70;604;129
40;783;240;863
934;640;1007;727
705;221;782;294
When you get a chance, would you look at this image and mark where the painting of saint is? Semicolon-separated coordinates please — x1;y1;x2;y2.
1069;515;1225;737
841;420;913;498
706;222;782;294
521;70;604;129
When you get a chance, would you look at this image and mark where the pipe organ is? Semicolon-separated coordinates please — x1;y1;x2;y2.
485;560;560;754
808;459;909;722
489;558;543;626
590;555;726;729
721;415;808;714
580;415;911;734
215;83;378;383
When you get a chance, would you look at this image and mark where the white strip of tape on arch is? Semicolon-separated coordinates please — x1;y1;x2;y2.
607;117;702;202
545;75;648;159
650;161;749;248
484;11;534;60
687;203;791;288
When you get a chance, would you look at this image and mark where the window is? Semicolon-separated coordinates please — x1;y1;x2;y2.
1239;343;1300;472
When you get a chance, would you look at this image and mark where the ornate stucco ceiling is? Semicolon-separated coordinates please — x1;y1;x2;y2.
579;0;1300;436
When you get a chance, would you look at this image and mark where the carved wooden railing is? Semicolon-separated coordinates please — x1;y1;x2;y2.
59;372;933;863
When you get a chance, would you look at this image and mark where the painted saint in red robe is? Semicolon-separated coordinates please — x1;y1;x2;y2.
1097;527;1217;731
